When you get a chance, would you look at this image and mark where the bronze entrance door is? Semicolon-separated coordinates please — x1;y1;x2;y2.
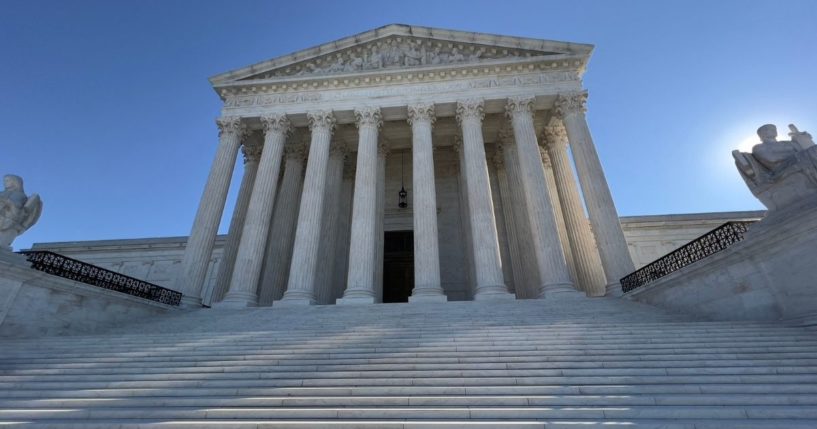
383;230;414;303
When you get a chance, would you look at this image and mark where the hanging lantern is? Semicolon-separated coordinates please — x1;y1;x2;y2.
398;186;408;208
398;151;408;208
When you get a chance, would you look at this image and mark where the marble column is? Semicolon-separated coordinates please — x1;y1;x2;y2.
452;138;476;296
220;114;291;307
492;145;524;297
506;97;575;298
374;143;387;302
555;91;634;296
205;140;262;305
499;129;539;299
407;103;446;303
257;140;306;306
314;140;347;304
544;123;607;296
339;107;382;305
331;161;355;303
175;117;245;307
539;147;579;287
280;111;336;305
456;99;513;300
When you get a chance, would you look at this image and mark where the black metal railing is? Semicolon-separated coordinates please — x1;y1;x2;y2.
19;250;182;306
620;221;757;294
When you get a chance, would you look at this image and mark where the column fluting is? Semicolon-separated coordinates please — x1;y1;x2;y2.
544;123;607;296
505;97;576;298
499;129;539;298
314;140;347;304
206;141;261;305
456;99;513;300
492;144;525;297
539;146;580;287
257;140;306;305
555;91;634;296
407;103;446;302
221;114;291;307
339;107;382;305
174;116;245;306
280;111;336;305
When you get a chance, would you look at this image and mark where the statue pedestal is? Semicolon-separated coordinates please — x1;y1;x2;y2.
627;197;817;324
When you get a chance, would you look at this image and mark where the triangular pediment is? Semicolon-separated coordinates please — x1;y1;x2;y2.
210;24;593;85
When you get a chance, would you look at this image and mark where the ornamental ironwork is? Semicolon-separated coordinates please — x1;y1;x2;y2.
18;250;182;306
620;221;757;294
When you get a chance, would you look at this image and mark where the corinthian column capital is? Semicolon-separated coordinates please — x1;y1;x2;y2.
216;116;247;138
354;107;383;129
407;103;436;126
284;141;306;161
492;146;505;170
241;142;263;164
307;110;336;133
260;114;292;136
505;96;535;118
542;123;569;149
498;125;515;146
377;140;390;157
329;140;348;158
455;99;485;124
554;91;588;118
539;146;552;168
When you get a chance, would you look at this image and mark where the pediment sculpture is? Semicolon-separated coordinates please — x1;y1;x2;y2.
733;124;817;212
0;174;42;250
244;36;550;80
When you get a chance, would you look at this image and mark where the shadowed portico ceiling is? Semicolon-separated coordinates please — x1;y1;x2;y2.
209;24;594;98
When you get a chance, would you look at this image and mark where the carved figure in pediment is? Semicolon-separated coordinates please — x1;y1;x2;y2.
469;48;485;62
733;123;817;212
450;48;464;63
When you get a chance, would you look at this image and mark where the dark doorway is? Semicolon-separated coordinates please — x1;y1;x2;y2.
383;230;414;303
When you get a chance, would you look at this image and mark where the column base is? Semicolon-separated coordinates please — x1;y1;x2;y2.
275;297;316;307
538;282;584;299
474;285;515;301
606;281;624;298
213;291;258;308
179;295;203;309
336;295;376;305
409;293;448;303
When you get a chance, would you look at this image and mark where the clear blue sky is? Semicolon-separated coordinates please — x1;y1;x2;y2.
2;0;816;250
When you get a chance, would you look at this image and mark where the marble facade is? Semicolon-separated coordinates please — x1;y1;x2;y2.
63;25;646;307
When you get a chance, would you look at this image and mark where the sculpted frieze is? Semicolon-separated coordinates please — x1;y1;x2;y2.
223;71;579;109
243;36;556;80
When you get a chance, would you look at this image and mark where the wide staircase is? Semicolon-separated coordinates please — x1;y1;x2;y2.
1;297;816;428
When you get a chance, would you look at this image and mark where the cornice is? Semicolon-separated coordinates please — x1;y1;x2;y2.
215;56;585;102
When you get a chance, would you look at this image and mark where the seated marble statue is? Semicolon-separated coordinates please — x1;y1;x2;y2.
0;174;42;250
733;124;817;212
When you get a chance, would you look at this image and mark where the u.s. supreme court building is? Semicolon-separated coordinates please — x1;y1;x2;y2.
36;24;762;308
182;22;633;309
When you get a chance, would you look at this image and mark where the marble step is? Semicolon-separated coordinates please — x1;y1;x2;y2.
4;373;817;390
4;393;817;408
4;331;810;352
2;419;817;429
4;365;817;383
2;404;817;420
7;352;817;371
8;358;817;376
5;383;817;399
4;346;816;365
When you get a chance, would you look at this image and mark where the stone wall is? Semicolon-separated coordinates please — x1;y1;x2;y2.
27;211;763;300
626;204;817;323
0;252;176;337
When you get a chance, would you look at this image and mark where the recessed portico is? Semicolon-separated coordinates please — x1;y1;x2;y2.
174;24;634;307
